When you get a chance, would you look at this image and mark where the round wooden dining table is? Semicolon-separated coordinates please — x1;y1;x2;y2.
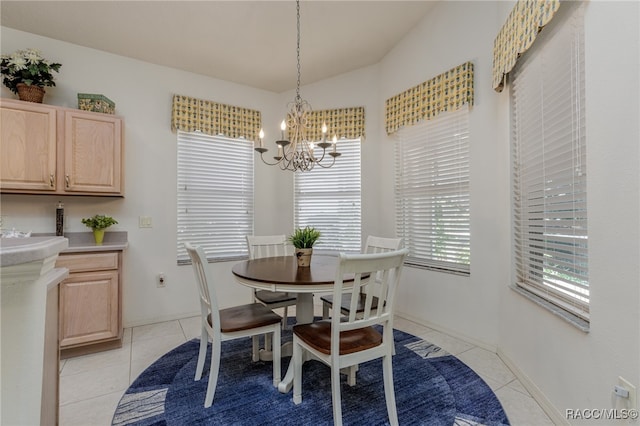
232;254;351;324
232;254;364;392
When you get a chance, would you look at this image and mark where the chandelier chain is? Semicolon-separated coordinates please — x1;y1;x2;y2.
254;0;341;171
295;0;302;104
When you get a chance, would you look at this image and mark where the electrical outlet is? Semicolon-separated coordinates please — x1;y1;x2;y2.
618;376;637;410
157;273;166;288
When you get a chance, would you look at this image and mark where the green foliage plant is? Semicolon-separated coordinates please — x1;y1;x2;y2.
289;226;321;249
81;214;118;231
1;48;62;94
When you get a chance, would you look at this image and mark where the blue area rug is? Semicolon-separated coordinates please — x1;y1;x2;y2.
112;324;509;425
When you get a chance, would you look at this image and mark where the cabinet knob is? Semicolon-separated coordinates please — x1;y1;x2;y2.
50;174;55;187
65;175;70;188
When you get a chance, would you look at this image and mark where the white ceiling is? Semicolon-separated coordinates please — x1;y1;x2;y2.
1;1;437;93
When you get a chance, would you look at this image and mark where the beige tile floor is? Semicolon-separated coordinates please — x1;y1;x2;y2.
59;302;553;425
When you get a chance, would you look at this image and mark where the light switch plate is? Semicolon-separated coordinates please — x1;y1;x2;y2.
139;216;153;228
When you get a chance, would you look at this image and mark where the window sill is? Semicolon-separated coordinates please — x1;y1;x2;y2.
405;262;470;277
510;285;589;333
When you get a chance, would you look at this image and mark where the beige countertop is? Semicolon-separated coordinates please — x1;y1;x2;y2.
0;236;69;267
32;231;128;253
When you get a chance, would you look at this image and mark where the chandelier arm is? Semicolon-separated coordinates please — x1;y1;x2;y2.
315;155;337;168
257;151;286;167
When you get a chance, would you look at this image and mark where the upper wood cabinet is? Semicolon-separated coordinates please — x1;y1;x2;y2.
0;98;124;196
64;110;122;194
0;101;57;191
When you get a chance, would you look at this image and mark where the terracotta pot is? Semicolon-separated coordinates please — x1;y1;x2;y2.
93;229;105;245
16;83;45;103
295;248;313;267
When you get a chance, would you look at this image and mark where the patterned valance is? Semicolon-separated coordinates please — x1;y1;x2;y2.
492;0;560;92
385;61;474;135
303;106;365;141
171;95;262;140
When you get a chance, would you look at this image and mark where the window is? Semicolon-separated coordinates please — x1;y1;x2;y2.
177;130;254;263
511;3;588;323
394;106;470;274
294;139;361;252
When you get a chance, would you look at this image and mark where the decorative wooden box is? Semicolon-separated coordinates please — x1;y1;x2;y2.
77;93;115;114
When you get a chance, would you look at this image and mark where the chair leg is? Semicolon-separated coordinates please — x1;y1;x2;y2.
272;328;281;387
347;365;358;386
195;327;207;381
331;361;344;426
251;335;260;362
282;306;289;329
292;337;303;405
322;301;330;319
382;353;399;426
265;332;272;351
204;338;222;408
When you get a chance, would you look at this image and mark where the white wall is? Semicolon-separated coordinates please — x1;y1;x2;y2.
2;0;639;421
0;26;384;327
0;27;286;325
376;0;640;422
378;1;506;348
497;1;640;422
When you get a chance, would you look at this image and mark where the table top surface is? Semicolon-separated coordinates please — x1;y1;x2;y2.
232;254;352;287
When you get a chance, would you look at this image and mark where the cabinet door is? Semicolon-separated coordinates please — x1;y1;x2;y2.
0;101;57;191
59;270;119;347
64;110;122;194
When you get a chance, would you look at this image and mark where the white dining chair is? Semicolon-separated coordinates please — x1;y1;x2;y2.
246;235;297;359
185;242;282;407
292;248;408;426
321;236;403;319
246;235;297;328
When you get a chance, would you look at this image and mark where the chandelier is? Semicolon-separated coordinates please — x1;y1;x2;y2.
255;0;340;171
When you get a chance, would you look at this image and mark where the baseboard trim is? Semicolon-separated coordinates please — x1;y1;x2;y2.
395;311;497;353
496;348;568;425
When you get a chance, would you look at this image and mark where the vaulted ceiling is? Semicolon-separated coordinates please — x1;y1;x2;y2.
1;1;437;93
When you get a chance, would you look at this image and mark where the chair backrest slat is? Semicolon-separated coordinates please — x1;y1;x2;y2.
246;235;288;259
185;242;220;332
332;249;409;344
363;236;402;287
364;236;403;254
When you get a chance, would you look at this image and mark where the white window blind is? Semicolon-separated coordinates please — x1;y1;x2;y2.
177;130;254;263
394;106;470;274
294;139;361;253
511;3;588;322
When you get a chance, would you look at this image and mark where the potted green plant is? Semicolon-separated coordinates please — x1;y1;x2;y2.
81;214;118;245
289;226;321;267
1;48;62;103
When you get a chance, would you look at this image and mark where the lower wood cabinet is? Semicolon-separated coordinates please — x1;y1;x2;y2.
56;251;123;358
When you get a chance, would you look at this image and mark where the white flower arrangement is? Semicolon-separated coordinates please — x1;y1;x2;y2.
1;48;61;94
